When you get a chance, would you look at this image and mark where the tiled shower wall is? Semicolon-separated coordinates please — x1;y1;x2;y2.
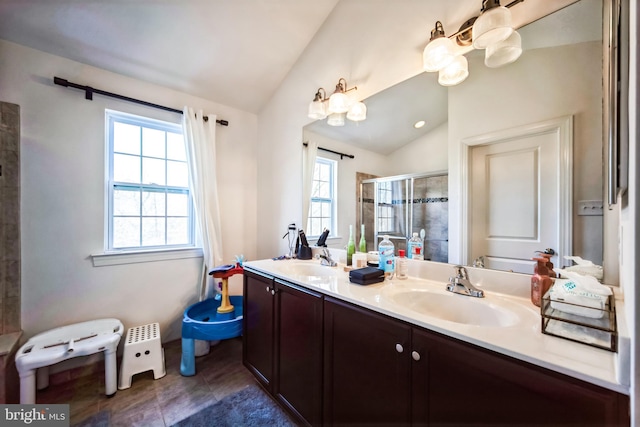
0;102;20;335
412;174;448;263
0;101;21;403
359;173;448;262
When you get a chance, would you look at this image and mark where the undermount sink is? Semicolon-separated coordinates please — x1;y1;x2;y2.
281;263;338;278
385;289;534;328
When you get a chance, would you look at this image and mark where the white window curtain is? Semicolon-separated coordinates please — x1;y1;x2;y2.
302;141;318;232
182;107;223;301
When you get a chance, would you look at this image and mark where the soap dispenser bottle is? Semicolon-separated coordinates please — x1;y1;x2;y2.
531;257;555;307
347;225;356;266
359;224;367;253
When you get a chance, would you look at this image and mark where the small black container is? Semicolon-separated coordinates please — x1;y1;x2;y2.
296;245;313;260
349;266;384;285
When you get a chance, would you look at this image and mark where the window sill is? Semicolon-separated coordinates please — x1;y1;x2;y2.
91;247;203;267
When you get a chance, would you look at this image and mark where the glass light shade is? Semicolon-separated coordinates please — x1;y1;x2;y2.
327;112;346;127
308;99;327;120
328;92;349;114
423;36;457;72
438;55;469;86
485;30;522;68
472;6;513;49
346;101;367;122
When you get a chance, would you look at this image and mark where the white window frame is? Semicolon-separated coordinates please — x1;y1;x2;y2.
306;157;337;238
95;110;199;266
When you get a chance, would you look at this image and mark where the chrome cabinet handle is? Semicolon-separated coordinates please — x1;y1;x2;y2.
412;351;421;361
395;343;404;353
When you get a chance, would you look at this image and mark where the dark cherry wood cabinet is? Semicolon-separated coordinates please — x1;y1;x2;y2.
411;327;629;427
274;278;323;426
244;269;630;427
243;271;323;426
323;297;412;426
243;270;275;390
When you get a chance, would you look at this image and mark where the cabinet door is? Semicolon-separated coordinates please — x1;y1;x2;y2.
412;327;630;426
243;271;275;390
324;297;412;426
274;279;323;426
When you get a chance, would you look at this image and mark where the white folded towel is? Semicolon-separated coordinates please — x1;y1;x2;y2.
549;280;608;319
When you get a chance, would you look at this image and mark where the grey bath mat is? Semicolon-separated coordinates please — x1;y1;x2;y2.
171;384;298;427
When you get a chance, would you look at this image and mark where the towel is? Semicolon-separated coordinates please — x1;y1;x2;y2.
549;280;609;319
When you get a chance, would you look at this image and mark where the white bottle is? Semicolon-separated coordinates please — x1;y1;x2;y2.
378;235;395;279
396;249;408;280
408;232;423;260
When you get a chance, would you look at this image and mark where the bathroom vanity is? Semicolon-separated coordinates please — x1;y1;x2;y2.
242;259;630;426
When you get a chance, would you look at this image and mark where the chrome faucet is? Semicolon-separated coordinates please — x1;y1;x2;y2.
317;248;337;267
447;265;484;298
472;255;485;268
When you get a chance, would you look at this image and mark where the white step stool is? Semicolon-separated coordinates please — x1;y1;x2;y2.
118;322;166;389
15;318;124;404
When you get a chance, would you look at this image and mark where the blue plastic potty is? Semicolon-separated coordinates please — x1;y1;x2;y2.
180;294;243;376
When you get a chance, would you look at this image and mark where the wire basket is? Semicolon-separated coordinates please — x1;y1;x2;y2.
541;287;617;352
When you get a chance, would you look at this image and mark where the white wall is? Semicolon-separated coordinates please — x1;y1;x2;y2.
256;0;460;260
448;42;605;267
387;121;448;176
0;40;258;342
303;130;388;249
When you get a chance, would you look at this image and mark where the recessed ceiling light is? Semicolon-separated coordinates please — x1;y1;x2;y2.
414;120;426;129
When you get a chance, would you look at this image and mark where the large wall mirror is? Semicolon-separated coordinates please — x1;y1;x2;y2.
303;0;611;275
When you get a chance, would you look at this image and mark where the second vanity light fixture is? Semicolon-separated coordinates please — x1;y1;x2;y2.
423;0;524;86
308;78;367;126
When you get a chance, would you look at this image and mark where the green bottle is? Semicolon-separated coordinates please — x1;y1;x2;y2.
347;225;356;266
359;224;367;253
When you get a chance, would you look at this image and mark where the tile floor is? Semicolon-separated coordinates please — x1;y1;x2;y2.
36;337;260;426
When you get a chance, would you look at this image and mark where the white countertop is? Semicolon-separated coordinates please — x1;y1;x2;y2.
244;257;630;395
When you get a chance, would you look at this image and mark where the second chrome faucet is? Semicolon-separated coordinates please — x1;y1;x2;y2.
447;265;484;298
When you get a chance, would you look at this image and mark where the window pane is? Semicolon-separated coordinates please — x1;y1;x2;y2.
310;201;321;217
321;201;331;217
317;182;330;198
142;157;166;185
142;127;166;158
309;218;321;236
113;217;140;248
108;111;194;251
319;163;330;181
167;161;188;187
113;122;140;155
114;153;140;183
167;132;186;161
321;218;331;232
113;188;140;215
167;218;189;245
142;191;166;216
142;217;165;246
167;192;189;216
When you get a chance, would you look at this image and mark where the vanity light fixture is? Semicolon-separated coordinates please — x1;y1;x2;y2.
422;0;524;87
308;88;328;120
439;55;469;86
423;21;457;72
329;78;356;114
327;112;346;127
308;78;366;126
346;101;367;122
484;30;522;67
472;0;514;49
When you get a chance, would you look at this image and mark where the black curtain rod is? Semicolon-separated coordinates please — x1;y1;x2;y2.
303;142;354;160
53;77;229;126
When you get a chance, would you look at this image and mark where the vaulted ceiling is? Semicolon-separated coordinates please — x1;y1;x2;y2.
0;0;577;118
